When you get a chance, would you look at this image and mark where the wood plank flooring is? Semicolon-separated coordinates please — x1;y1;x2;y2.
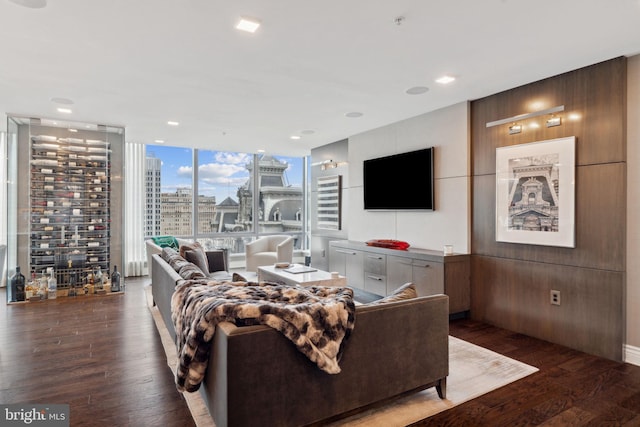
411;322;640;427
2;276;640;426
0;276;195;427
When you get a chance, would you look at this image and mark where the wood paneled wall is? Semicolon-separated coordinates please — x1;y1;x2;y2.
470;57;626;361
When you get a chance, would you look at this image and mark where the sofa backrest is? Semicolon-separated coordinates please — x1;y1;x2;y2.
208;293;449;427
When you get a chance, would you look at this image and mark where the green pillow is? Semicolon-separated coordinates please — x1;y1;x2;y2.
152;235;179;250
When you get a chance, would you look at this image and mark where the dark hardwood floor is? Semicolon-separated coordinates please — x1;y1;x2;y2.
2;276;640;426
411;323;640;427
0;276;195;427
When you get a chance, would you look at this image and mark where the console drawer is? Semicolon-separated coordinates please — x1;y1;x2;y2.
364;274;386;296
364;253;386;276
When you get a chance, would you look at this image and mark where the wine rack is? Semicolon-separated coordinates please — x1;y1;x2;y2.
29;135;111;288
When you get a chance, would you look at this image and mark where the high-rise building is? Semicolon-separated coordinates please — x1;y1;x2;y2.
145;155;162;237
160;188;216;236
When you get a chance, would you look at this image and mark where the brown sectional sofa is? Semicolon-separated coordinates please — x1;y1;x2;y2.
151;250;449;427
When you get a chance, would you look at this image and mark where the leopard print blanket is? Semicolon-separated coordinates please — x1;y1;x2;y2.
171;280;356;392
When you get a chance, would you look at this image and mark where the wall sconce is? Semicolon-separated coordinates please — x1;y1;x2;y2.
508;123;522;135
486;105;564;130
546;115;562;128
311;159;347;170
311;159;333;167
322;161;338;170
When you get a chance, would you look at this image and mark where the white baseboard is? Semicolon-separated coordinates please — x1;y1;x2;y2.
624;344;640;366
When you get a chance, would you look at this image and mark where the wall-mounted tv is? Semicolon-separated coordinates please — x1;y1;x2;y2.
363;147;434;210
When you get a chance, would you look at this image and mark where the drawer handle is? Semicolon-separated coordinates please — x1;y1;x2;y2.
414;263;431;268
367;275;383;281
336;249;356;255
367;255;383;260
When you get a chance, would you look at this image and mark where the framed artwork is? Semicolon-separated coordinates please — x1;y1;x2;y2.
495;136;575;247
317;175;342;230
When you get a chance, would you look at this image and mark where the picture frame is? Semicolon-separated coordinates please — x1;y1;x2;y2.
495;136;576;247
317;175;342;230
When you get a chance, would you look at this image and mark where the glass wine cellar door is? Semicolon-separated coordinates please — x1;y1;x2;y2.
5;116;124;303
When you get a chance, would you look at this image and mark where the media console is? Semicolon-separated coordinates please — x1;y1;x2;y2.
328;240;470;314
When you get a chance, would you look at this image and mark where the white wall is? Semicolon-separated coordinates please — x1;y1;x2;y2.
345;102;470;253
626;54;640;361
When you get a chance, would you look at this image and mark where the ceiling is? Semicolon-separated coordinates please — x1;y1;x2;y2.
2;0;640;157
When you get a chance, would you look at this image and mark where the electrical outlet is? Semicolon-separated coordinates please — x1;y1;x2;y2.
550;290;561;306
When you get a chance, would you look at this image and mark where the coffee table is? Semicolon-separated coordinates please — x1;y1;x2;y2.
257;264;347;288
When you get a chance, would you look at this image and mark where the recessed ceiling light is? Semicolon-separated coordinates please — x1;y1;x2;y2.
435;75;456;85
236;16;261;33
345;112;363;118
301;129;315;135
290;135;301;140
154;139;165;144
257;149;265;153
8;0;47;8
167;121;179;126
57;107;72;114
50;97;74;105
406;86;429;95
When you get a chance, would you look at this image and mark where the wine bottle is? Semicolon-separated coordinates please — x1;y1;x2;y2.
11;266;26;302
48;268;57;299
68;272;77;297
111;265;121;292
95;266;103;290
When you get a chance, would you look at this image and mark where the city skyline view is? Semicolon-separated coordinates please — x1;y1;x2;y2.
146;145;305;203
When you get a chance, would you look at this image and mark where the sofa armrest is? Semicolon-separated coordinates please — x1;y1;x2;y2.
276;236;294;263
145;240;162;279
206;250;228;273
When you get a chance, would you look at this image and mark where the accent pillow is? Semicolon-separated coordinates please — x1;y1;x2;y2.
178;263;206;280
366;283;417;305
184;250;210;275
179;242;209;274
161;247;191;272
232;272;248;282
152;235;179;250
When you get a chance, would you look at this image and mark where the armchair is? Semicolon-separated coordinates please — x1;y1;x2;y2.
245;235;294;272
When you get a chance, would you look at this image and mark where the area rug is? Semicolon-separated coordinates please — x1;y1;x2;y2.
145;286;538;427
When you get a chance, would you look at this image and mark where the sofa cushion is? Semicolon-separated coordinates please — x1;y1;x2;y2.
152;235;180;250
184;249;210;275
365;282;417;305
210;270;233;281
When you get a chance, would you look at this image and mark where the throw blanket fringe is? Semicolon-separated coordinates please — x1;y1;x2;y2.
171;280;356;392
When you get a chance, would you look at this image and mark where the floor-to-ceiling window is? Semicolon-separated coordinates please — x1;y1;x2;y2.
144;144;308;268
144;146;193;239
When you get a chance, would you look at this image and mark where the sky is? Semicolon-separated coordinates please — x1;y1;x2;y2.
146;145;305;203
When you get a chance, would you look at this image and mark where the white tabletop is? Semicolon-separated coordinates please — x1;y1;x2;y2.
258;264;347;288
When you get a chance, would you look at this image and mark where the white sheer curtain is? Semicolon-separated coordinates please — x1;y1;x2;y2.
0;131;6;287
124;142;147;277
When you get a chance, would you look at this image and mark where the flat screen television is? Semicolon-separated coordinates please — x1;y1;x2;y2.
363;147;434;210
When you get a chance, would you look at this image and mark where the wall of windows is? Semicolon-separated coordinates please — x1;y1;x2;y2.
144;145;308;267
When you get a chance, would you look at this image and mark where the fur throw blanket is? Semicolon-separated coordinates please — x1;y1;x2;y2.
171;280;356;392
